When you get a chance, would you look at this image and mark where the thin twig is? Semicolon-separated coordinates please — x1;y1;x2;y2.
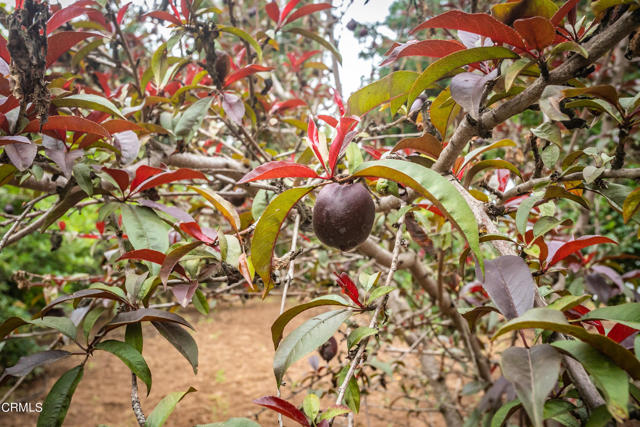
335;215;405;406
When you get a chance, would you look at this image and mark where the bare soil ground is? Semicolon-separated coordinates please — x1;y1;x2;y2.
1;298;452;426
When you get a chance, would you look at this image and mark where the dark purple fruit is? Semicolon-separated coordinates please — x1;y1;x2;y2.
312;182;375;251
318;336;338;362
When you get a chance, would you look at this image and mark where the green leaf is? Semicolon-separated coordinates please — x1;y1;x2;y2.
95;340;152;395
463;159;521;187
251;187;314;296
52;94;125;119
274;309;352;387
152;321;198;374
585;405;613;427
30;317;77;340
546;295;590;312
303;393;320;422
317;406;351;422
623;187;640;224
271;295;349;349
543;400;579;427
516;194;542;236
460;139;517;170
500;344;562;427
347;327;377;349
366;285;395;305
352;159;482;270
541;144;560;168
174;97;213;140
532;216;563;240
125;322;143;353
121;204;170;253
580;303;640;330
37;365;84;427
145;387;197;427
504;59;533;92
491;398;521;427
192;288;209;315
285;28;342;64
552;340;628;421
408;47;519;107
347;71;419;116
218;26;262;62
82;306;104;344
337;366;360;413
493;308;640;380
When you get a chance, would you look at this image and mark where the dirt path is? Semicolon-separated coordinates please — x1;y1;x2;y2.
2;298;447;426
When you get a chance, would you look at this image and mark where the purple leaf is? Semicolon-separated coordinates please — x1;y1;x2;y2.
450;69;498;119
585;273;615;302
170;281;199;307
591;264;624;290
139;199;195;223
5;140;37;171
501;344;562;427
482;255;535;320
114;130;140;164
43;135;83;178
3;350;71;378
222;92;245;124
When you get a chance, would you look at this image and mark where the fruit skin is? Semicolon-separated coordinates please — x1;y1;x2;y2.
312;182;375;251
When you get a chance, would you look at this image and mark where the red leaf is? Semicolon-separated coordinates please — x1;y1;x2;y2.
362;145;384;160
132;168;207;193
306;117;326;170
265;1;280;23
333;89;345;116
46;31;104;68
82;9;110;31
25;115;110;139
179;222;216;244
0;35;9;64
117;249;187;276
328;116;359;175
283;3;332;26
117;249;166;264
317;115;338;128
117;2;132;25
253;396;310;427
237;161;319;183
58;221;66;231
180;0;191;21
334;272;363;308
102;167;129;193
269;99;307;115
101;119;145;134
96;221;105;235
143;11;182;26
608;323;637;343
410;11;526;50
565;305;606;335
130;165;164;191
548;236;618;267
280;0;302;23
224;65;274;87
551;0;580;26
380;40;466;66
47;5;87;35
513;17;556;50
